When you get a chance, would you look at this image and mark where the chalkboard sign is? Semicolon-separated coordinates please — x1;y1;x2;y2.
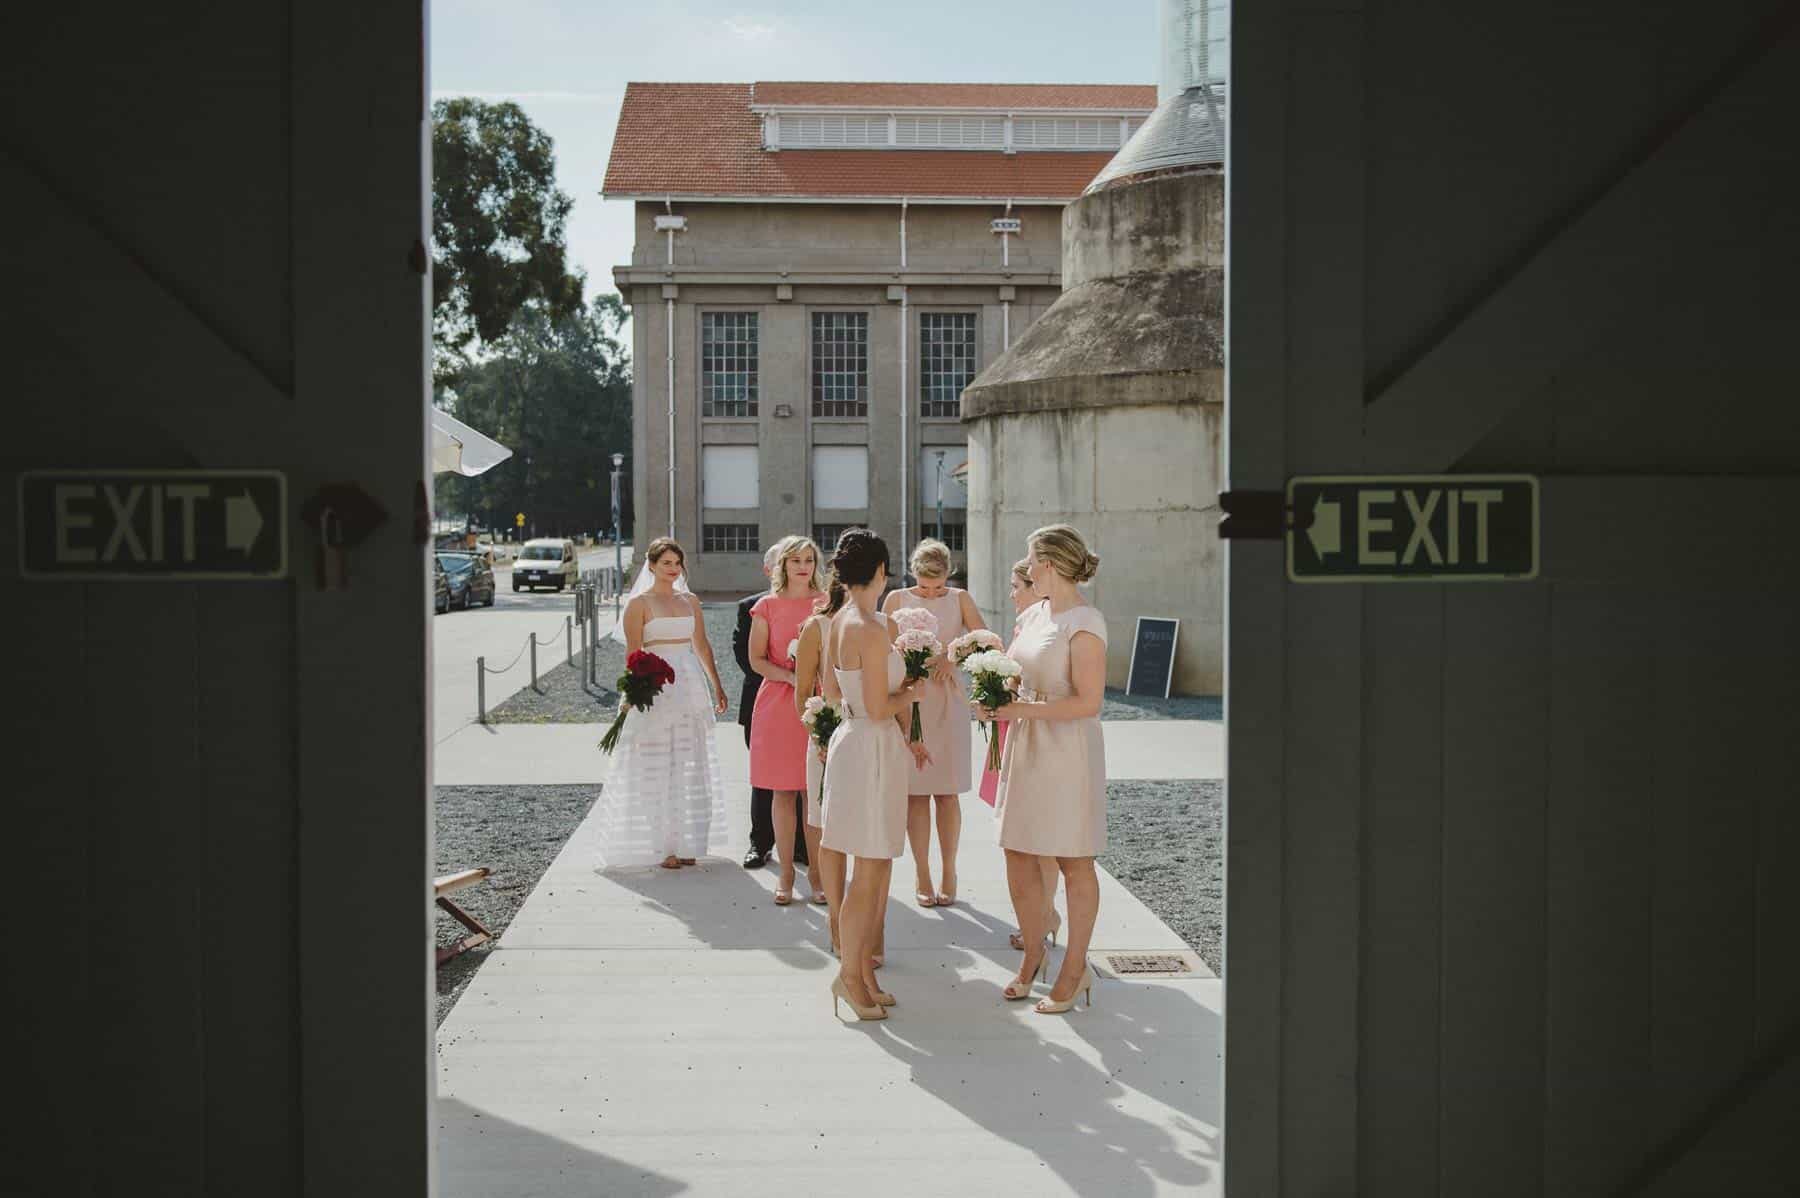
1126;617;1180;698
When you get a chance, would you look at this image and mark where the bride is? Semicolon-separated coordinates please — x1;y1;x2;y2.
593;537;731;870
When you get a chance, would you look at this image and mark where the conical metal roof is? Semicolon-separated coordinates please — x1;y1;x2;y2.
1084;83;1225;193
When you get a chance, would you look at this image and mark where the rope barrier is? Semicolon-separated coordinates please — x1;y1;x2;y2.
478;615;571;677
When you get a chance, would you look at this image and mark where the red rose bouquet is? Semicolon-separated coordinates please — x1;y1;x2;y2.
599;649;677;754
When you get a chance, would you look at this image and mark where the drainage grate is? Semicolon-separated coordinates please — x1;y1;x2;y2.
1095;950;1212;980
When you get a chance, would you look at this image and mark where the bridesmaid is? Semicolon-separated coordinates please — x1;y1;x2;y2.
793;584;845;928
822;530;924;1021
883;538;985;907
981;557;1064;951
747;535;827;905
978;524;1108;1014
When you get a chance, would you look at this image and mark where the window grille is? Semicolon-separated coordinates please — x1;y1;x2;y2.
812;524;865;552
776;113;887;147
919;313;977;418
924;520;966;551
702;523;760;553
811;313;869;417
701;312;758;417
895;115;1005;148
1013;116;1122;150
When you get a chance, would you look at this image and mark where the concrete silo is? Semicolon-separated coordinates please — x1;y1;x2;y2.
961;0;1226;692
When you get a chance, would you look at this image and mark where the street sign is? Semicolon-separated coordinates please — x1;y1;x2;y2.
1286;474;1538;583
515;512;525;528
18;469;287;581
1126;617;1181;698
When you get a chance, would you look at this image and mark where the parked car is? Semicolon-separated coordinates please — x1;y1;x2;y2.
513;537;578;592
437;551;495;609
433;557;450;614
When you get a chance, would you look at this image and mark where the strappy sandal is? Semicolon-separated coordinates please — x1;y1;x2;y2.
773;887;793;906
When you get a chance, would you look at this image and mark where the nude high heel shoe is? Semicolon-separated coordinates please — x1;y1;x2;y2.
832;976;888;1021
1010;908;1061;951
1003;954;1048;1001
1034;964;1096;1014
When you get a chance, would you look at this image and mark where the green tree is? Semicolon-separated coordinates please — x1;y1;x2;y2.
432;98;584;378
435;295;633;540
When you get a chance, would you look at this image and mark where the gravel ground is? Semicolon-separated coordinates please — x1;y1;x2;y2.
434;784;595;1026
1100;779;1223;972
486;601;1221;724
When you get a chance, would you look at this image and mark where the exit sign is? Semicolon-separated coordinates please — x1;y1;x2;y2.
1286;475;1538;583
17;469;288;581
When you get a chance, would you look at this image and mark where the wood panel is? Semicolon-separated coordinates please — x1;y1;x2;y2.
85;582;205;1189
1542;587;1656;1195
1438;586;1550;1196
198;584;300;1193
1358;587;1446;1194
1647;593;1762;1156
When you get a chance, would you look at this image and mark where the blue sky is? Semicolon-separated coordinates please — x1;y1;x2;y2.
431;0;1157;307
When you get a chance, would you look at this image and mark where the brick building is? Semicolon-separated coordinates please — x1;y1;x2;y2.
603;80;1154;590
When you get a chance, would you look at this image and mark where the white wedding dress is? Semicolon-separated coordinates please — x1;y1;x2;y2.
592;614;729;868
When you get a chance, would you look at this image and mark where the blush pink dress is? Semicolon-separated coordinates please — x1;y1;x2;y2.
749;593;819;791
887;587;974;796
994;601;1109;857
821;614;910;859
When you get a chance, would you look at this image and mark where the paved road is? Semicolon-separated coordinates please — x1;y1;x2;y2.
431;548;623;745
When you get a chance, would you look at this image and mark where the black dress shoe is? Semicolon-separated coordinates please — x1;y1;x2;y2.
743;847;771;869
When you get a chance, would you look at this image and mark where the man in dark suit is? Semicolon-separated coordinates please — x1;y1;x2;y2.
736;546;808;869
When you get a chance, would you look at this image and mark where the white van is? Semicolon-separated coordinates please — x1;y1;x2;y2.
513;537;577;592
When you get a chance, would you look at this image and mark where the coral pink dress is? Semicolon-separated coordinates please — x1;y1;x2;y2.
749;593;819;790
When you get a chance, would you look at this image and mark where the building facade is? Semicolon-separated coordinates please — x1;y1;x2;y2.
604;81;1155;592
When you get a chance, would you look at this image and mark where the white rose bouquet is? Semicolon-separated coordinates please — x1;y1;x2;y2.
961;648;1024;772
800;694;844;756
890;606;943;743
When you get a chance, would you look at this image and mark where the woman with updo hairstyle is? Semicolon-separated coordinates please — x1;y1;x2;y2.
821;529;926;1021
976;523;1107;1014
980;557;1064;953
882;537;988;908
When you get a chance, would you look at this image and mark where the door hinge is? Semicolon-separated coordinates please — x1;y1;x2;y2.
1218;490;1312;540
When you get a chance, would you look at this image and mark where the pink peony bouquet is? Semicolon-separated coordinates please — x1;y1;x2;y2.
960;648;1023;771
947;629;1004;667
890;606;943;743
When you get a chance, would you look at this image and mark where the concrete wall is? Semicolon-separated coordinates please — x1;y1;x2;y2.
619;198;1069;593
967;401;1223;689
963;170;1225;693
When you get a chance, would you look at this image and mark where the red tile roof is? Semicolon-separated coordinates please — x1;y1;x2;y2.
751;81;1157;110
602;82;1153;202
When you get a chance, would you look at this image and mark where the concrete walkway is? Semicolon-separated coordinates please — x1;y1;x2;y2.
435;719;1221;787
435;722;1223;1195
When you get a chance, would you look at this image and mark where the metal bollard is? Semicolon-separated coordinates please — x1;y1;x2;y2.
566;616;574;668
530;635;539;693
477;656;487;724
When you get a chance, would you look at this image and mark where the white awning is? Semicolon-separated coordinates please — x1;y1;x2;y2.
431;407;513;477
